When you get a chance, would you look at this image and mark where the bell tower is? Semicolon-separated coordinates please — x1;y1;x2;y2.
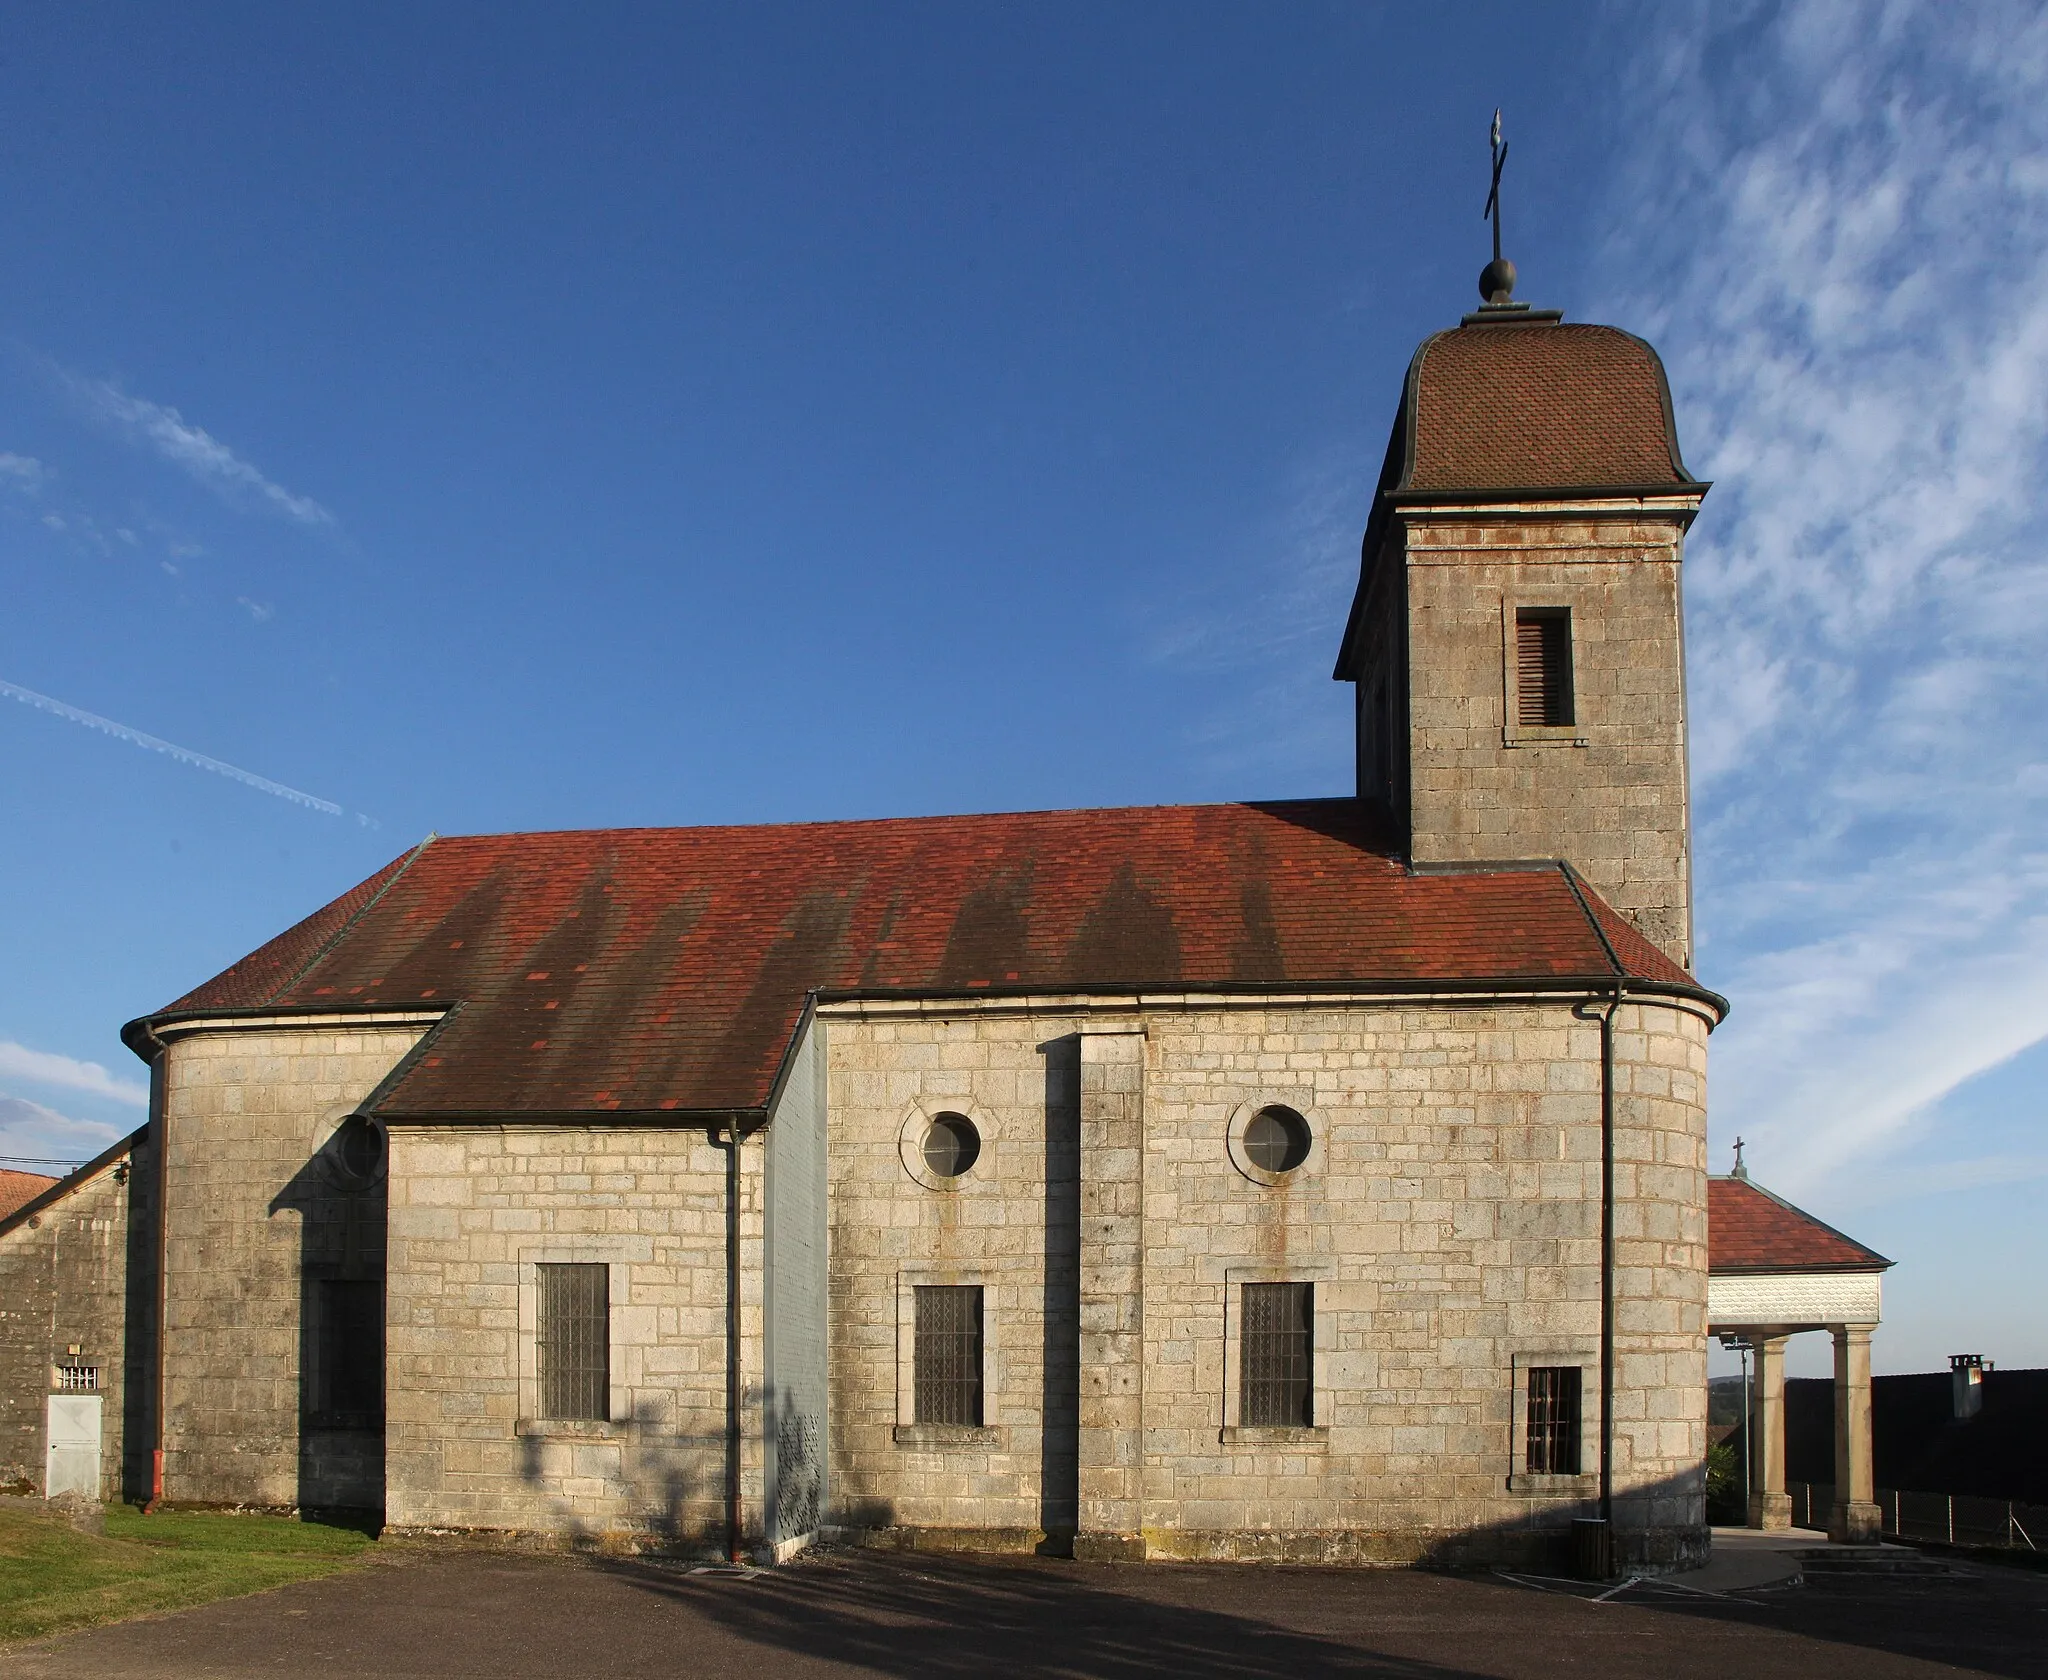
1334;153;1708;969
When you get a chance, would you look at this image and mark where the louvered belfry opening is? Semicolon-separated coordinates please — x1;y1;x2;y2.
1515;607;1574;727
914;1285;983;1426
538;1262;610;1421
1526;1365;1582;1475
1241;1282;1314;1427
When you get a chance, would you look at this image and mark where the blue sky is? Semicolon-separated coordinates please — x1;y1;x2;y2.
2;1;2041;1378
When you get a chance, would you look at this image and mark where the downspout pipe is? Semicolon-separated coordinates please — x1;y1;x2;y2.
711;1119;744;1565
145;1048;169;1514
1573;983;1625;1541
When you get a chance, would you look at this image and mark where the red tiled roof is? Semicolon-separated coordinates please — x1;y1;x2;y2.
1709;1176;1891;1274
0;1168;58;1221
1400;321;1695;495
134;799;1715;1120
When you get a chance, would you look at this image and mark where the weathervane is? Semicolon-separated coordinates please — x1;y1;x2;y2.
1480;108;1517;306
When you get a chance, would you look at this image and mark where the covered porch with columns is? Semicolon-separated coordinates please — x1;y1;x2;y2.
1707;1168;1893;1544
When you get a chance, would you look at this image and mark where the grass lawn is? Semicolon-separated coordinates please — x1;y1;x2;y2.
0;1503;377;1646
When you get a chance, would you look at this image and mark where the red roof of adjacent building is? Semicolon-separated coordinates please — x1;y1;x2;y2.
130;798;1716;1121
0;1168;59;1221
1709;1175;1891;1274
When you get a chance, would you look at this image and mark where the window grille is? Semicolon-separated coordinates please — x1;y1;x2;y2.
913;1285;983;1427
1527;1365;1582;1475
1241;1282;1313;1427
55;1364;98;1392
538;1263;610;1422
314;1278;383;1425
1515;609;1574;727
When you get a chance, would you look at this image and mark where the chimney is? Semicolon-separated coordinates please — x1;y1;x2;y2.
1950;1353;1990;1420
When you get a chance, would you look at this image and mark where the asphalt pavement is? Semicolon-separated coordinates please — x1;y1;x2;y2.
4;1539;2045;1678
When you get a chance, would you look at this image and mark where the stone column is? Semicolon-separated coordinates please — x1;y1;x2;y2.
1072;1030;1145;1561
1747;1333;1792;1530
1828;1323;1880;1544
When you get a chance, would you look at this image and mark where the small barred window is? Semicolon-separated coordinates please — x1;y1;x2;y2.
55;1364;99;1392
1527;1365;1582;1475
1241;1282;1313;1427
538;1263;610;1422
913;1285;983;1427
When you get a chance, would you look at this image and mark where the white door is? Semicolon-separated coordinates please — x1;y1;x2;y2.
45;1394;101;1499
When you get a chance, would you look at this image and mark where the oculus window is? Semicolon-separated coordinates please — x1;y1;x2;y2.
920;1114;981;1179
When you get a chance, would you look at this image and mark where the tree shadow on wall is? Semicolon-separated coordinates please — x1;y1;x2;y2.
514;1397;728;1554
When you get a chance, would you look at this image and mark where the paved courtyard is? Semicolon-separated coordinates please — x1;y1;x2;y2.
4;1542;2045;1679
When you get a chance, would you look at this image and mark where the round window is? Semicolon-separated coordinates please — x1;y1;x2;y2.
334;1116;385;1184
920;1113;981;1179
1243;1105;1311;1175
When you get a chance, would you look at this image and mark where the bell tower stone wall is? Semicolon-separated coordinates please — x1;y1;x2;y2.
1355;502;1699;969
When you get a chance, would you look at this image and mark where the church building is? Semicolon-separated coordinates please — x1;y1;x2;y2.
6;272;1768;1571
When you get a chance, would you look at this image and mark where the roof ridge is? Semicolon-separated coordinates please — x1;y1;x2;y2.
408;798;1380;847
1556;862;1625;978
263;831;438;1005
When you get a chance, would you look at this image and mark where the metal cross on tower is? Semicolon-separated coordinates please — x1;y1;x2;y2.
1478;109;1517;306
1484;108;1507;265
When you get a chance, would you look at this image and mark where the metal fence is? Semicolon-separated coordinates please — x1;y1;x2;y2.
1787;1481;2044;1551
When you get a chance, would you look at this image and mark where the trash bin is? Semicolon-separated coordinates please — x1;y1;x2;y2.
1571;1516;1615;1581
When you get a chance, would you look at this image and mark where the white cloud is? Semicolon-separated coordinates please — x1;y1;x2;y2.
0;1040;148;1107
0;453;48;494
62;373;334;526
1599;0;2048;1196
236;596;275;623
0;1093;123;1168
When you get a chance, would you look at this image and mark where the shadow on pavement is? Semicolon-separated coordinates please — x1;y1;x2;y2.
597;1548;1491;1680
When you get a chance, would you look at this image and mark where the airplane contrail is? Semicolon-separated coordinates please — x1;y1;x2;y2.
1;677;345;816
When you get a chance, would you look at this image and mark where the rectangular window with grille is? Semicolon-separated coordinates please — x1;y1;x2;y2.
313;1278;383;1425
55;1364;99;1393
1527;1365;1582;1474
538;1262;610;1422
1241;1282;1314;1427
913;1284;983;1427
1515;608;1574;727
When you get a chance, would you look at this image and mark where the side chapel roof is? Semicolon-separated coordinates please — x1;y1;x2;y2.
128;799;1717;1121
1708;1174;1892;1275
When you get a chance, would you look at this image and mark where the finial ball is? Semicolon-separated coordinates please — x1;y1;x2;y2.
1479;257;1517;305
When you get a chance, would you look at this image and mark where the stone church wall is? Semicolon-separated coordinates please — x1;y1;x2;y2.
382;1123;761;1547
155;1018;431;1511
821;994;1709;1569
0;1136;149;1499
